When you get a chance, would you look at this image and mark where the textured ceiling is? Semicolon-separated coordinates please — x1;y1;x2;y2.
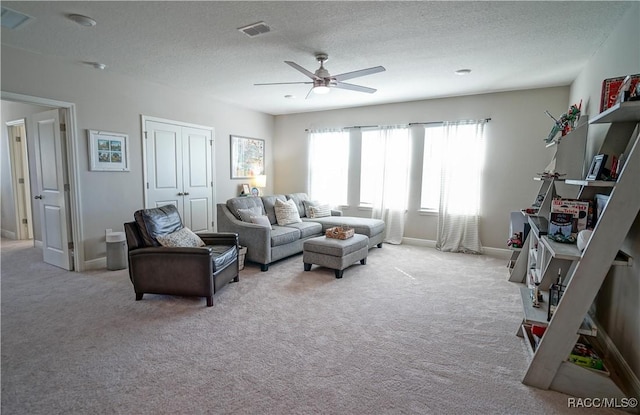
0;1;634;115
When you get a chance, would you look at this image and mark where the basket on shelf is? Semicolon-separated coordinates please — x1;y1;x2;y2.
325;226;354;240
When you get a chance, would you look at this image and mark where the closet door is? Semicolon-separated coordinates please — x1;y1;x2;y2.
181;126;213;233
145;119;214;231
145;120;183;213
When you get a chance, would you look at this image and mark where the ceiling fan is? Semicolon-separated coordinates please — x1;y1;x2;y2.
255;53;385;98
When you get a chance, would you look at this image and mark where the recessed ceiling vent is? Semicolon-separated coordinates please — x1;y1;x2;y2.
238;21;271;38
1;6;33;29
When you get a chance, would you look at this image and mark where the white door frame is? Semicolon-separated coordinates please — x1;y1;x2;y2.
140;115;216;228
2;91;84;271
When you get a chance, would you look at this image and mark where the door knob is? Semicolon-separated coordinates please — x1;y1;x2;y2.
183;192;190;196
177;192;184;196
34;195;43;199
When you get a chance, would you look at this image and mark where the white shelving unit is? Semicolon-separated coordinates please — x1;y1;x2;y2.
509;101;640;399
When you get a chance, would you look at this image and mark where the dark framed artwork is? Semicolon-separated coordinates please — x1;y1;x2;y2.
230;135;264;179
586;154;607;181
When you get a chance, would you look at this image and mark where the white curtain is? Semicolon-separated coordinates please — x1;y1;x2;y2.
370;126;410;244
308;129;349;206
436;121;486;253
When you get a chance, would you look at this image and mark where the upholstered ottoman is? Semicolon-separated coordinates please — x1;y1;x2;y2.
303;234;369;278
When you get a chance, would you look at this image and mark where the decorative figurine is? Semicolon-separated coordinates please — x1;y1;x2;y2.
507;232;523;248
544;100;582;143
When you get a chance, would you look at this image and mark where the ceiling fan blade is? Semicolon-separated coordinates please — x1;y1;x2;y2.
333;66;386;82
254;81;313;86
285;61;320;80
334;82;377;94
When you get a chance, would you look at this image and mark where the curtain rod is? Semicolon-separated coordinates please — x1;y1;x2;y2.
305;118;491;132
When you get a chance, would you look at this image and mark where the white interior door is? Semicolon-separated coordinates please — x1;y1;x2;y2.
8;121;34;240
29;109;72;270
182;127;213;232
145;120;183;212
144;119;213;231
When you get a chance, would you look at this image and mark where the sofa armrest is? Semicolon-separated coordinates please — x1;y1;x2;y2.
216;204;272;264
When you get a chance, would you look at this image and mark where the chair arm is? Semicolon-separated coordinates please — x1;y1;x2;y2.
129;246;213;256
199;232;238;246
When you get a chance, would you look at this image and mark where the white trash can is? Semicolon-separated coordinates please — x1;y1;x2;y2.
106;232;127;270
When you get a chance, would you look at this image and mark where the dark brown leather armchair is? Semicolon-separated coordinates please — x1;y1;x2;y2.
124;205;239;307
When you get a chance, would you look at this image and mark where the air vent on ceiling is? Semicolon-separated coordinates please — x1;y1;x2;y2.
1;6;33;29
238;21;271;38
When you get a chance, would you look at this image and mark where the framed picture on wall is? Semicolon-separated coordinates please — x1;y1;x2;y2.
230;135;264;179
88;130;130;171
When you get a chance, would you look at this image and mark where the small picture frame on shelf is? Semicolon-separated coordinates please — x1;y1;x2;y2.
586;154;608;181
241;184;251;195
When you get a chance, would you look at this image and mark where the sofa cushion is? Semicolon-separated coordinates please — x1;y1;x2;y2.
209;245;238;273
275;198;302;226
134;204;183;247
270;225;301;247
286;193;310;218
261;195;287;224
303;216;386;238
226;196;265;221
156;227;205;248
237;206;264;222
284;221;323;238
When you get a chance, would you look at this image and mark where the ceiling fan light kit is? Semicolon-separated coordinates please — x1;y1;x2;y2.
255;53;385;98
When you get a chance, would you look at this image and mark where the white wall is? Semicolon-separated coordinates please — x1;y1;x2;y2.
569;3;640;380
274;87;569;249
1;46;274;264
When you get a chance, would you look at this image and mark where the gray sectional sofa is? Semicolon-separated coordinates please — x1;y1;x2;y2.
217;193;385;271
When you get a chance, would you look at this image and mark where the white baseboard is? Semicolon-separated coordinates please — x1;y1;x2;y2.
84;257;107;271
1;229;17;239
401;237;512;259
34;239;43;247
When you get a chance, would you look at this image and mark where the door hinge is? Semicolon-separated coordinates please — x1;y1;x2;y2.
15;136;21;142
210;140;213;146
18;178;25;184
146;182;149;189
64;184;70;191
68;242;74;250
60;123;66;132
144;131;148;139
212;221;215;227
22;218;28;224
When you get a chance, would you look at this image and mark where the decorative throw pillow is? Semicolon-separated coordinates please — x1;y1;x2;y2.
156;227;205;248
309;204;331;218
237;206;263;222
274;198;302;226
302;200;320;217
250;215;272;228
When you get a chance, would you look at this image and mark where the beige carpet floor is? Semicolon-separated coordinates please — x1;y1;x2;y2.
0;238;625;414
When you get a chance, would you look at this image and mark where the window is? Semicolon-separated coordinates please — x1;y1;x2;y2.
308;130;349;205
359;130;384;206
420;126;444;211
420;122;485;215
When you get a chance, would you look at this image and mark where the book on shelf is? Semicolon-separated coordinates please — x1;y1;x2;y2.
549;199;593;236
549;212;574;242
569;336;604;371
